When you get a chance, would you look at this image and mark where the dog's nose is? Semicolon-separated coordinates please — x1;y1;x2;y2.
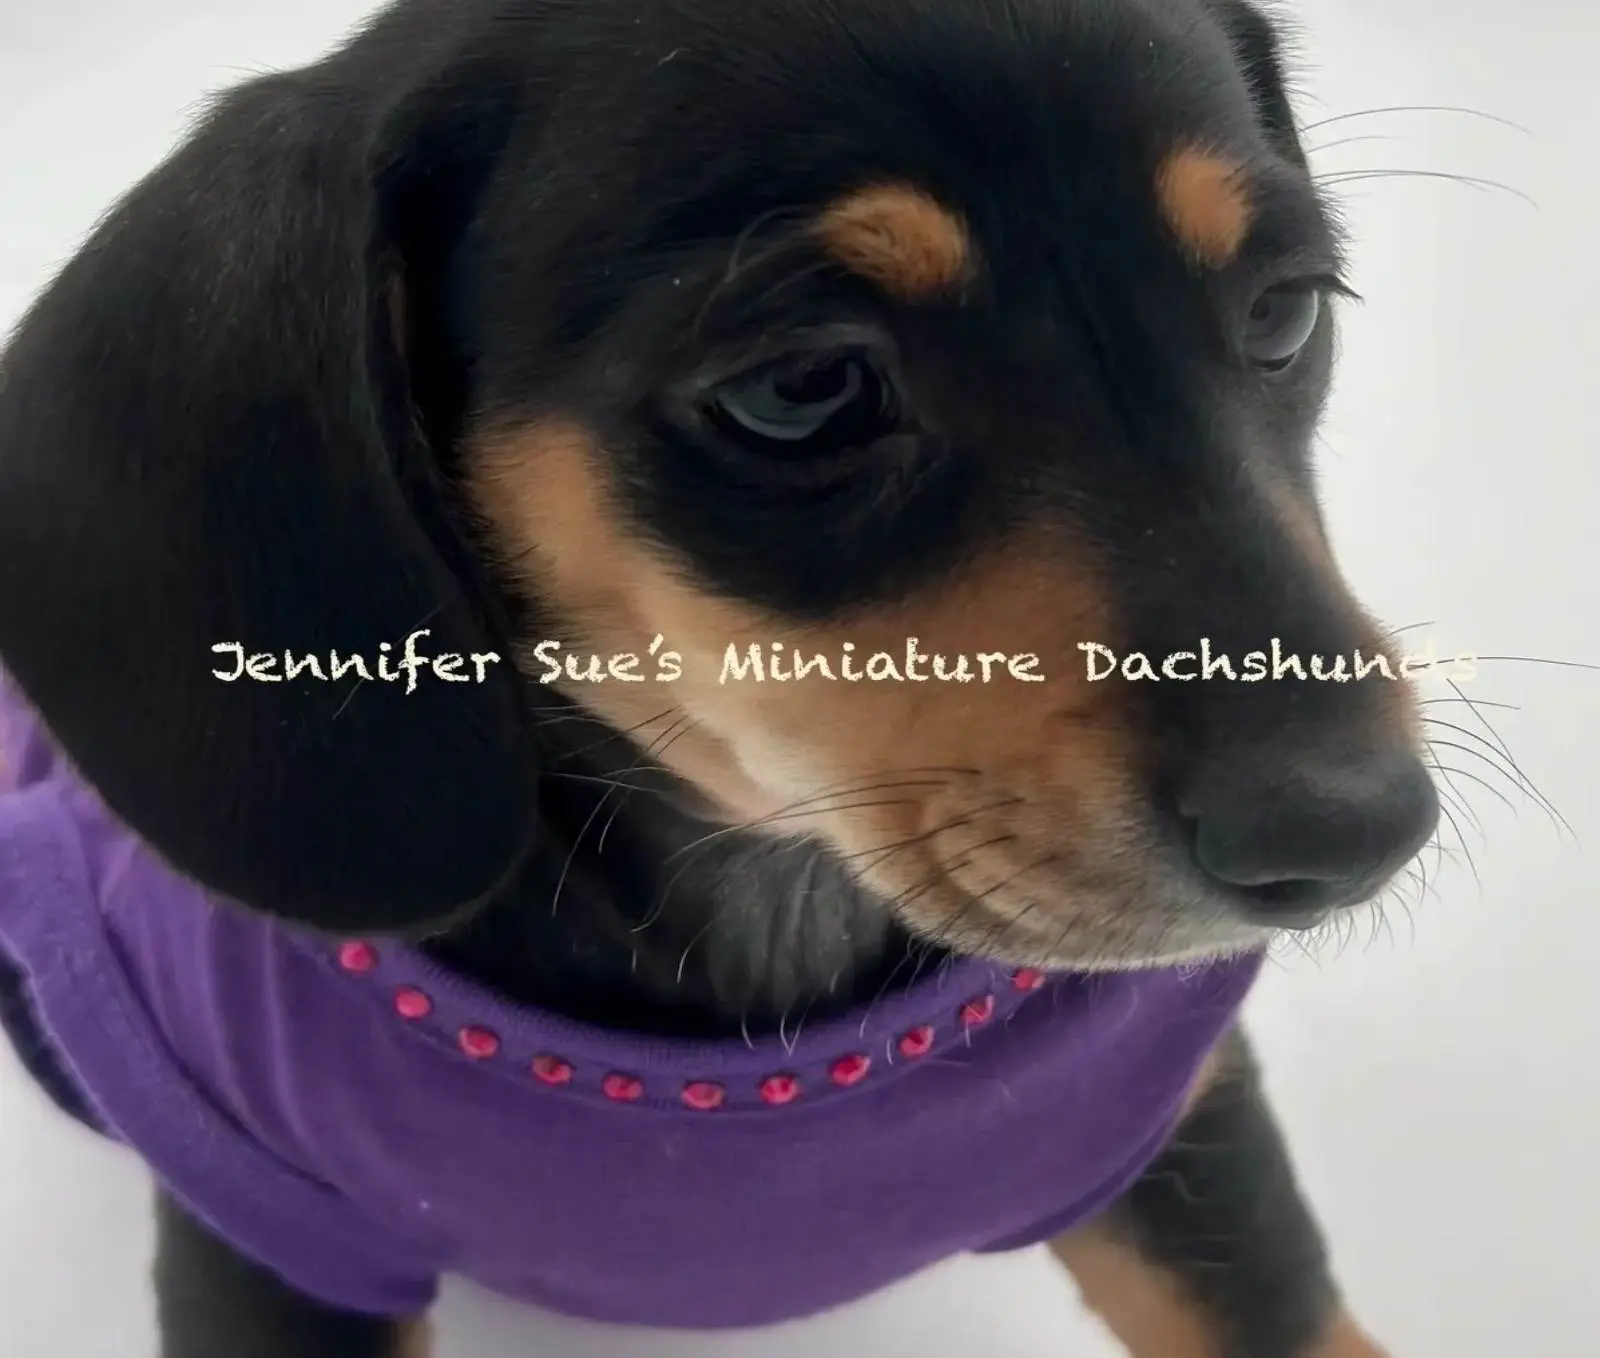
1180;749;1439;925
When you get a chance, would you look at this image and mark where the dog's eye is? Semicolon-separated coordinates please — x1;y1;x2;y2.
707;352;893;451
1243;284;1322;372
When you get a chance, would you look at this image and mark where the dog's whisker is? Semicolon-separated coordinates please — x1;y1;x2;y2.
1430;771;1486;842
596;715;706;853
969;853;1064;960
1423;728;1549;820
1420;695;1522;713
1426;761;1519;819
1439;680;1575;840
1298;104;1530;136
674;915;719;987
635;792;949;939
550;707;684;759
1465;653;1600;674
836;796;1028;872
549;712;699;919
1316;167;1538;208
1378;619;1436;641
661;790;939;867
1429;795;1483;894
1425;717;1560;824
655;773;975;868
1304;132;1404;159
539;769;673;797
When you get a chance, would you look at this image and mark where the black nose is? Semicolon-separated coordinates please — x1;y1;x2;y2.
1180;748;1439;926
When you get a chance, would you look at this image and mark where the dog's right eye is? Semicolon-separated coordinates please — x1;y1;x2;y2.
1243;283;1322;372
706;351;897;454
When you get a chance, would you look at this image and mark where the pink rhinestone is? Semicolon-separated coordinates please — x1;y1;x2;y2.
960;994;997;1027
457;1026;501;1060
337;941;378;974
602;1073;644;1103
759;1074;802;1107
1012;968;1047;993
898;1025;936;1059
830;1053;872;1087
532;1054;575;1086
682;1081;726;1111
393;987;432;1020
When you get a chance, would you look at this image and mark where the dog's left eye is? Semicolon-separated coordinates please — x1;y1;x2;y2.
707;352;895;451
1243;283;1322;372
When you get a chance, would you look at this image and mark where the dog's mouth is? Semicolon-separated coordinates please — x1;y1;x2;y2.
847;830;1416;974
531;663;1440;976
858;839;1266;974
856;841;1339;975
732;757;1439;973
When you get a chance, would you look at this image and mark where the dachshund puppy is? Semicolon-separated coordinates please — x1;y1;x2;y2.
0;1;1437;1355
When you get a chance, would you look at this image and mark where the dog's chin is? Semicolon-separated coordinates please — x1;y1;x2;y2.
871;870;1280;974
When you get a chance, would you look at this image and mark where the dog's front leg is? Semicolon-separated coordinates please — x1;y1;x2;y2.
154;1192;430;1358
1050;1029;1388;1358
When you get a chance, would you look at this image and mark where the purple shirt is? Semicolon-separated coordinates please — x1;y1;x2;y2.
0;673;1261;1329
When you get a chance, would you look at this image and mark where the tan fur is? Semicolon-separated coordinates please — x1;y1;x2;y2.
1051;1225;1390;1358
1051;1228;1224;1357
813;183;975;300
1155;148;1254;268
394;1319;432;1358
464;417;1423;966
1050;1040;1390;1358
466;420;1149;963
1177;1034;1231;1120
1313;1317;1395;1358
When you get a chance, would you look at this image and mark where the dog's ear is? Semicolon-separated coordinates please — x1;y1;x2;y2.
1209;0;1311;166
0;55;540;937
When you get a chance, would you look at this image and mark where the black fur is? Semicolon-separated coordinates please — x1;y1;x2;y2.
154;1193;409;1358
0;1;1425;1353
1101;1029;1343;1357
0;51;540;936
0;0;1434;1031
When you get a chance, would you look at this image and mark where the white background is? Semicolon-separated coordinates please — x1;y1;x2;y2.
2;1;1597;1354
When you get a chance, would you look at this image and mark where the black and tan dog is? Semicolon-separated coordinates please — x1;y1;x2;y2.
0;0;1439;1354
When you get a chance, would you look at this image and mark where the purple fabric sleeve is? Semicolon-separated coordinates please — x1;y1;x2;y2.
0;783;439;1318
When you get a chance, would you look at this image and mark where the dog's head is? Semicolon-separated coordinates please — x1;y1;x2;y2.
0;0;1437;971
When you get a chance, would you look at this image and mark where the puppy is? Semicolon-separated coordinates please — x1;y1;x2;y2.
0;1;1438;1355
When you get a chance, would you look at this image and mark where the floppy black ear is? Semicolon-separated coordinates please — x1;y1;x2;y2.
0;55;539;936
1209;0;1311;166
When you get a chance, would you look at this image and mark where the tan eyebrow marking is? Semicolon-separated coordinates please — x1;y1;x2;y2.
1155;148;1255;268
813;182;976;300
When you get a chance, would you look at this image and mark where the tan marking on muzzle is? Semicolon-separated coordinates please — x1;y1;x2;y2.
465;420;1147;954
